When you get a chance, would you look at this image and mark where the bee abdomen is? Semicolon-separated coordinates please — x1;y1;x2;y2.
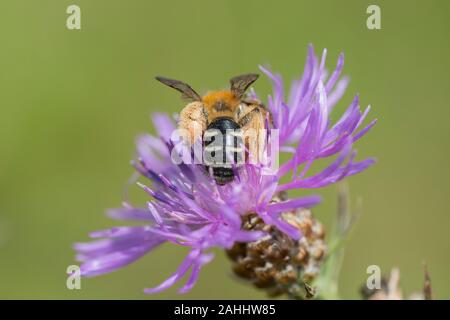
204;117;242;185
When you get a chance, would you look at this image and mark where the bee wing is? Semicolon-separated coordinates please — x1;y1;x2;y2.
230;73;259;99
155;76;202;102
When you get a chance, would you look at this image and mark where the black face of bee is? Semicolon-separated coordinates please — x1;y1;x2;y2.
204;117;243;185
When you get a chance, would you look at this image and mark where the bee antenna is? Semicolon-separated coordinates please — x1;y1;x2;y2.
155;76;202;102
230;73;259;99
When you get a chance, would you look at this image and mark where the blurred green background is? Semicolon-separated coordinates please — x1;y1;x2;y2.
1;0;449;299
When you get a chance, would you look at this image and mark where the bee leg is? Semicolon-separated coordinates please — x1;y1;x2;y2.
178;102;208;144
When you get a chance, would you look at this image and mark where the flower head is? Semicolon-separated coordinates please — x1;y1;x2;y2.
74;45;376;294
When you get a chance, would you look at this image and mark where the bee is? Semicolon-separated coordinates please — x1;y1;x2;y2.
155;74;271;185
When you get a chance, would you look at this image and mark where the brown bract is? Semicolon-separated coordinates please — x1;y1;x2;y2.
226;195;327;299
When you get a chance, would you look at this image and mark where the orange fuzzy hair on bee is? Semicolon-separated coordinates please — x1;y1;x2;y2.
202;90;240;110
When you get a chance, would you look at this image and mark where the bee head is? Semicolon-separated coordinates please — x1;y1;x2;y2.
202;73;259;112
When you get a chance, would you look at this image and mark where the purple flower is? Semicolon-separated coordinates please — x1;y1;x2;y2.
74;45;376;294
